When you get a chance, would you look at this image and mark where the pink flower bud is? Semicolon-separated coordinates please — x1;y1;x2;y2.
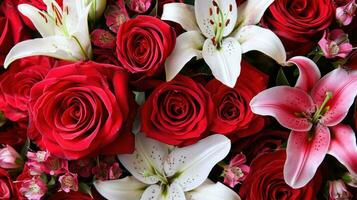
318;29;353;59
0;145;23;169
19;176;47;200
223;153;250;188
336;0;356;26
58;172;79;193
126;0;153;14
104;1;129;33
109;162;122;180
329;180;353;200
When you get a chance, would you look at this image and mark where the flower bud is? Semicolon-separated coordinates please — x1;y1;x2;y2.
329;180;353;200
0;145;23;169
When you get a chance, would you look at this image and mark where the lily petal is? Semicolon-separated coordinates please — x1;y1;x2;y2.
18;4;55;37
287;56;321;92
284;125;330;188
186;180;241;200
94;177;147;200
234;25;286;64
328;124;357;176
140;185;161;200
165;31;205;81
161;3;200;32
164;134;230;191
250;86;315;131
311;68;357;126
119;133;168;185
237;0;274;27
195;0;238;38
202;37;242;88
168;183;186;200
4;36;82;68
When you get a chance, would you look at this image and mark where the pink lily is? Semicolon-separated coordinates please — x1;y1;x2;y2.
250;56;357;188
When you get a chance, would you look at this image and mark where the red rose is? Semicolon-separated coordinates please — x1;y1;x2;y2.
231;130;289;163
29;62;136;160
0;168;20;200
141;75;214;145
205;61;268;141
0;56;54;122
239;150;322;200
0;0;31;66
116;15;175;83
0;121;27;147
48;191;94;200
262;0;334;57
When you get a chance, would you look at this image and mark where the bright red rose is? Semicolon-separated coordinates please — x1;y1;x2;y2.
262;0;334;57
0;0;31;66
29;62;136;160
0;56;54;122
0;168;20;200
239;150;322;200
116;15;176;84
205;61;268;141
141;75;214;145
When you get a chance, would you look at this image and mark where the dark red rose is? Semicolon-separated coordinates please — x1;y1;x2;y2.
0;0;31;66
116;15;176;84
205;61;268;141
262;0;334;57
231;130;289;164
0;168;20;200
141;75;214;145
29;61;136;160
93;48;120;66
0;56;54;122
48;191;93;200
0;121;27;147
239;150;322;200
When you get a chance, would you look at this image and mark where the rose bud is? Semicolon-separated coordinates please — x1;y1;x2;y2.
59;172;79;193
318;29;353;59
336;0;357;26
328;180;353;200
19;176;47;200
126;0;153;14
0;145;23;169
222;153;250;188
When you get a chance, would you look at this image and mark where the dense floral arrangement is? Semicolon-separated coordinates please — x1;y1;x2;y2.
0;0;356;199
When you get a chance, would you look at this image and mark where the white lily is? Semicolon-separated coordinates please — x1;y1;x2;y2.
94;133;240;200
162;0;286;88
4;0;92;68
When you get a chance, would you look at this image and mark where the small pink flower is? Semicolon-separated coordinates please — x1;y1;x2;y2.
27;151;68;175
329;180;353;200
318;29;353;59
0;145;23;169
109;162;122;180
19;176;47;200
27;151;49;163
223;153;250;188
58;172;79;193
126;0;153;13
104;1;129;33
336;0;356;26
92;162;109;181
91;29;116;49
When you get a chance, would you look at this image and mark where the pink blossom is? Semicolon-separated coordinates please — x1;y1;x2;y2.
0;145;23;169
104;1;129;33
223;153;250;188
251;56;357;188
126;0;153;13
109;162;122;180
329;180;352;200
336;0;356;26
58;172;79;193
27;151;68;175
19;176;47;200
318;29;353;59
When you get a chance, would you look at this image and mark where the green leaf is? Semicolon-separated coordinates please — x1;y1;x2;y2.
0;112;6;128
276;68;290;86
79;182;94;199
20;138;30;159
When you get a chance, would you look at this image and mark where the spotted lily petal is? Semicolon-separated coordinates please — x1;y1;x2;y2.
284;125;330;188
161;3;200;32
234;25;286;64
250;86;315;131
94;177;147;200
164;134;231;191
287;56;321;92
202;37;242;88
140;185;161;200
119;133;169;185
328;124;357;176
